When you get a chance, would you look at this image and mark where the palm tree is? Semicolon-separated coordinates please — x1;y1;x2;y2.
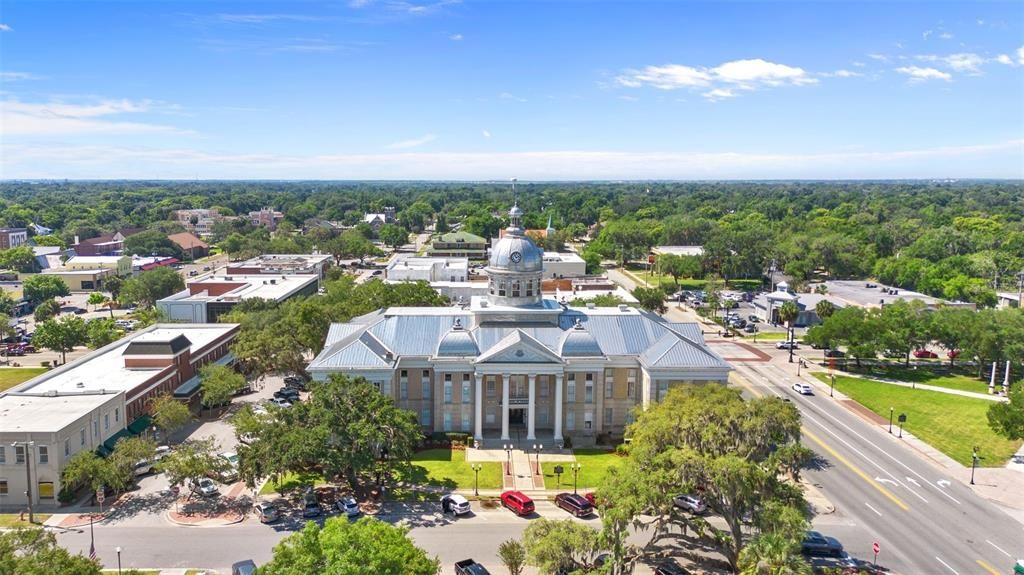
778;301;800;364
497;539;526;575
815;299;835;322
738;534;812;575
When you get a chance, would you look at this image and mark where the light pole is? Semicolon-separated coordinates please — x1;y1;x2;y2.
471;464;482;496
970;447;979;485
11;441;34;524
888;407;894;434
116;546;122;574
797;359;802;377
503;444;512;475
570;463;582;494
532;444;543;474
829;372;835;398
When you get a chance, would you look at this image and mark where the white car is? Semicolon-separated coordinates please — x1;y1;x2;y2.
269;397;292;408
337;495;361;518
792;382;813;395
777;341;799;350
133;445;171;476
672;494;707;514
193;477;219;497
441;493;471;516
219;452;239;482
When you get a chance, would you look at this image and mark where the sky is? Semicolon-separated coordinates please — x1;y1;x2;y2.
1;1;1023;180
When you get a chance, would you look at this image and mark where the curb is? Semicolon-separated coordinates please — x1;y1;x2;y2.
164;509;246;527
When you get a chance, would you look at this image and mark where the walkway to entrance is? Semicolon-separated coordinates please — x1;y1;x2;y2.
467;430;576;491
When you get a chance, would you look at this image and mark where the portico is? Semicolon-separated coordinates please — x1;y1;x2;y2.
473;367;564;442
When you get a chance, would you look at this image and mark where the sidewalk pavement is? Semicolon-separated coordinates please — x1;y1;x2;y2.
834;369;1007;402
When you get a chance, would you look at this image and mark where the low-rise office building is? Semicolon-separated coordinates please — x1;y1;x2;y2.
64;255;133;277
0;228;29;250
157;274;319;323
541;252;586;279
428;231;488;260
39;268;112;291
0;323;238;509
386;257;469;283
225;253;332;283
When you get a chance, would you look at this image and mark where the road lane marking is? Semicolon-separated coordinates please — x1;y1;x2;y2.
986;540;1011;558
875;477;897;486
935;556;959;574
802;428;909;511
864;502;882;516
905;477;920;487
976;559;1000;575
937;479;952;488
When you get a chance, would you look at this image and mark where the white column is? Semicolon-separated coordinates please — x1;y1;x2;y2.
501;373;510;441
553;373;563;442
474;373;483;441
527;374;536;440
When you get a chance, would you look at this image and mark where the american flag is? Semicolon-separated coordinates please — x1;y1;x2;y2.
89;542;96;561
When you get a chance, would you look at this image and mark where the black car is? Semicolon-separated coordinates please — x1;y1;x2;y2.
454;559;491;575
654;559;692;575
554;492;594;517
801;530;844;557
231;560;258;575
274;388;300;402
824;349;846;358
284;376;307;391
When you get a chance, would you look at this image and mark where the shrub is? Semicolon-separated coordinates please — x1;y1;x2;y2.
41;361;51;369
562;435;573;449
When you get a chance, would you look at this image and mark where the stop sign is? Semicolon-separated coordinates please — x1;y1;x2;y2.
96;488;105;504
873;542;880;554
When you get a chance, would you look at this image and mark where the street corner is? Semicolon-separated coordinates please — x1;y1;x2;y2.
48;510;109;530
164;489;252;527
800;477;837;515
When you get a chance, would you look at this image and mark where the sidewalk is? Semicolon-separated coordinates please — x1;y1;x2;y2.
834;369;1007;402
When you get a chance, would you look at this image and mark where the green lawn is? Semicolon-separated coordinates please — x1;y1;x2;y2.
837;365;991;394
0;367;48;391
404;449;501;490
0;513;52;528
741;331;788;341
813;374;1021;466
541;449;624;491
259;471;330;495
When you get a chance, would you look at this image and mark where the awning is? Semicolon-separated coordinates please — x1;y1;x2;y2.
173;374;201;398
127;414;152;435
98;428;133;457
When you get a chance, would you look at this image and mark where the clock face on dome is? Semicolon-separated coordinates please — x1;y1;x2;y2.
510;251;523;264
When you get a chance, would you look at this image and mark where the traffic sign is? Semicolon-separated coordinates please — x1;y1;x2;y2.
96;488;105;504
873;542;880;554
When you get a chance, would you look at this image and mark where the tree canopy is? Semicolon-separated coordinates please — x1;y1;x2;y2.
119;266;185;307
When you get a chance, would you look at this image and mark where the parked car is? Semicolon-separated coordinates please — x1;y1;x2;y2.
302;489;322;518
269;397;292;408
254;501;280;523
654;559;692;575
441;493;472;516
776;341;799;350
672;494;707;514
231;560;258;575
792;382;813;395
454;559;491;575
274;388;300;402
193;477;219;497
947;349;960;359
913;349;938;359
284;376;307;391
743;324;757;333
555;492;594;517
824;349;845;358
218;452;239;482
337;495;361;518
800;530;844;557
500;491;535;516
134;445;171;476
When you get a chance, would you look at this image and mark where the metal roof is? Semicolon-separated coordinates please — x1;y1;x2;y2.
436;321;480;357
558;321;604;357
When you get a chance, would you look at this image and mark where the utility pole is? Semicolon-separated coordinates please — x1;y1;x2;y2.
12;441;34;523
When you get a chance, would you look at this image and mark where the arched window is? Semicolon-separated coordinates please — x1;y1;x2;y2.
512;280;521;297
526;279;534;296
498;280;506;297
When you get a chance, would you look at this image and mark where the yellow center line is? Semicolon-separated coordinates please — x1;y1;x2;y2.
976;559;1001;575
730;371;910;512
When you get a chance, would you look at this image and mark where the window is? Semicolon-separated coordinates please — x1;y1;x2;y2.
114;408;119;423
526;280;533;297
104;414;110;431
444;379;453;404
585;411;593;430
422;369;430;379
462;377;471;404
15;446;25;464
93;420;99;437
420;408;432;426
486;407;496;424
567;374;576;402
657;381;669;401
585;375;594;404
0;480;7;495
80;429;86;446
498;281;506;297
511;280;520;298
566;411;575;431
539;377;548;398
421;377;431;400
64;439;70;457
400;369;408;379
627;381;636;399
604;377;613;399
461;412;470;431
400;380;408;400
0;447;5;464
38;447;48;464
486;376;496;397
604;408;613;427
443;412;453;431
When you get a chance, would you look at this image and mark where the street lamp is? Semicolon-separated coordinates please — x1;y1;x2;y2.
829;373;835;398
11;441;34;524
471;464;482;496
503;444;512;475
116;546;122;574
970;447;980;485
570;463;582;494
888;407;894;434
532;444;543;474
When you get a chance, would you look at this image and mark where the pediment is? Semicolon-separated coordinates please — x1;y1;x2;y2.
475;330;562;364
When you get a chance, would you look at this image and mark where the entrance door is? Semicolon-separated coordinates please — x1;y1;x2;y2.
510;408;525;425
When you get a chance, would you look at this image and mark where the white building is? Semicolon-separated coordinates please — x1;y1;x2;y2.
157;274;319;323
541;252;586;279
653;245;705;257
308;206;732;447
386;257;469;283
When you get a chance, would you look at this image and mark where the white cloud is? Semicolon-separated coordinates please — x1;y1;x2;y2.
852;61;866;67
995;54;1013;66
1018;46;1024;65
0;97;192;136
822;69;863;78
618;95;639;102
616;64;711;89
923;30;933;39
867;54;889;62
481;130;491;139
894;66;952;81
0;23;10;32
918;52;986;74
387;134;436;149
939;32;954;40
5;140;1021;180
449;33;462;41
702;88;736;102
977;19;985;25
0;72;41;81
215;13;322;23
711;59;816;87
498;92;527;102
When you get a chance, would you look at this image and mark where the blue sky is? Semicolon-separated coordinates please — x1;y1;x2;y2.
1;1;1022;179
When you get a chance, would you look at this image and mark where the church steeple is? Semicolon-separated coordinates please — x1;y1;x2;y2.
545;213;555;236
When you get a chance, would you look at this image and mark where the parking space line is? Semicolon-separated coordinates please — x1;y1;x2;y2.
935;556;958;574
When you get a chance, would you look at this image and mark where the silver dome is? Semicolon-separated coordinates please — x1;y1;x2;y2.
558;320;603;357
489;234;544;272
435;319;479;357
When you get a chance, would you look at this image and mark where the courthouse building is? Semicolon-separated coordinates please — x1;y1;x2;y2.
308;206;731;445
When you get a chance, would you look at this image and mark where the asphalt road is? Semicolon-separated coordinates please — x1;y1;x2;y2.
733;358;1024;575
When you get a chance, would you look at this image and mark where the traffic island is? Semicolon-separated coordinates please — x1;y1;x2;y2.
165;503;246;527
